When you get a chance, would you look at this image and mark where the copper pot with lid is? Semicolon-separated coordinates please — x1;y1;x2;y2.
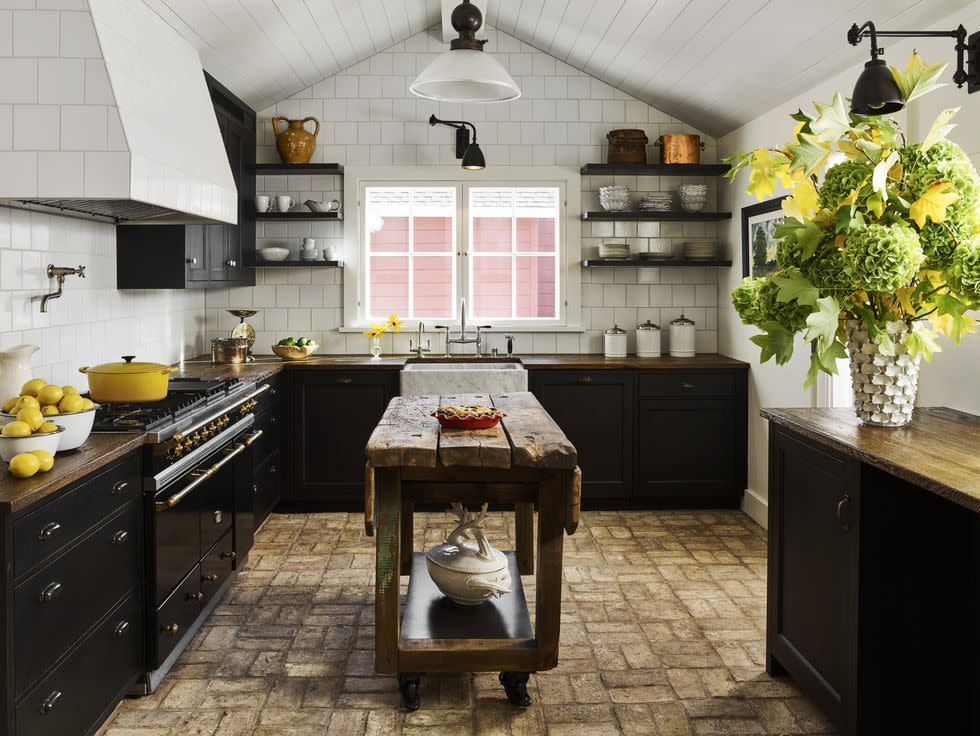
655;134;705;164
211;337;248;365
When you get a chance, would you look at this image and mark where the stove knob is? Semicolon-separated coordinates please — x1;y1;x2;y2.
173;445;183;458
183;441;194;453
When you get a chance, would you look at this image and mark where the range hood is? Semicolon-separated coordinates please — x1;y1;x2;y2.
0;0;237;225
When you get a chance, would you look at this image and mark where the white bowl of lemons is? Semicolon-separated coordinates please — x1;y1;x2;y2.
1;379;98;454
0;423;64;463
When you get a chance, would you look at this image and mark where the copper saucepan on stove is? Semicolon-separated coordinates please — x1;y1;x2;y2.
78;356;178;403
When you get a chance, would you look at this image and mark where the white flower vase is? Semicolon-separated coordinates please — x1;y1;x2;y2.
370;336;382;360
845;320;921;427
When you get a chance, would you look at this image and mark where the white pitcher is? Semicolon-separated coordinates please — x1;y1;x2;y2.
0;345;39;402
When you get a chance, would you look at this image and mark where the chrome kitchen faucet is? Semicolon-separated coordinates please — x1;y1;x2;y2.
435;298;491;357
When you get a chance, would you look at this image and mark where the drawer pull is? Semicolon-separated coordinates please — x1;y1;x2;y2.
202;573;220;584
112;530;129;545
111;480;129;494
680;382;696;390
576;376;592;384
836;494;851;532
162;623;180;635
220;550;237;561
187;591;205;601
269;464;278;475
40;582;62;602
269;416;278;425
38;522;62;541
213;510;223;525
337;377;352;384
40;690;62;714
114;620;130;638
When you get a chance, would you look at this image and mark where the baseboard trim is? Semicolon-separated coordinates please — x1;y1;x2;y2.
741;487;768;529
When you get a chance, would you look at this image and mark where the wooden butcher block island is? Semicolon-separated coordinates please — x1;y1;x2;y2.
365;392;581;710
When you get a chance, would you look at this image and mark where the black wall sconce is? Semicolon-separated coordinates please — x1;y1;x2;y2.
847;20;979;114
428;114;485;170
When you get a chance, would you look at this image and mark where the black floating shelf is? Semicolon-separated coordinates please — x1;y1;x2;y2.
583;258;732;268
253;163;344;175
256;211;342;220
582;211;732;222
251;260;343;268
581;163;730;176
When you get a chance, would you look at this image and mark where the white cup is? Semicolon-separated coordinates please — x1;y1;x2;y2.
255;195;270;213
275;195;294;212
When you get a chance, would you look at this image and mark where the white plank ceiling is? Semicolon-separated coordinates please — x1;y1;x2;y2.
143;0;973;136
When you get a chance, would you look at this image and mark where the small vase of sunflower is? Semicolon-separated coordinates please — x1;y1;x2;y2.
364;314;403;359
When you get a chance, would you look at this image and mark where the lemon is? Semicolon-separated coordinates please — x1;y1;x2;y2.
80;398;95;411
20;378;47;397
41;405;59;416
16;407;44;432
14;396;39;412
8;453;41;479
58;393;84;413
1;421;32;437
29;449;54;472
37;385;63;406
1;397;18;414
61;385;80;396
37;421;59;434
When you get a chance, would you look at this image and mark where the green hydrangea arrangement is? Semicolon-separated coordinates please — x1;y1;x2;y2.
724;53;980;387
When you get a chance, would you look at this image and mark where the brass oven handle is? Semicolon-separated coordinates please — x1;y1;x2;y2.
173;383;269;442
242;429;264;447
155;444;246;510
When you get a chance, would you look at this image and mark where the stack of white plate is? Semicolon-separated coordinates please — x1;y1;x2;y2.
639;192;673;211
598;242;631;259
683;240;716;260
599;185;631;211
678;184;708;213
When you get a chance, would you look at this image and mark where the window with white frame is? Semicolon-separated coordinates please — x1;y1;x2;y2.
362;183;563;325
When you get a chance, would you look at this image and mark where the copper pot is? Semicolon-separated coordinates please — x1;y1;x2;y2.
272;116;320;165
655;134;705;164
607;129;648;165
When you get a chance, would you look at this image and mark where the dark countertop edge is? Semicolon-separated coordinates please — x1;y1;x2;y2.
0;432;147;515
762;407;980;516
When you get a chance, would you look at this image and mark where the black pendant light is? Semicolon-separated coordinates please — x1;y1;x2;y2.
429;114;486;171
847;20;980;114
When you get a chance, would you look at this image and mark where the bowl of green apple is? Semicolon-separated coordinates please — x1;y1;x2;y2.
272;336;319;361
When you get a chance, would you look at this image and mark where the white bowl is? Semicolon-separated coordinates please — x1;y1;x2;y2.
259;247;290;262
0;425;64;462
1;407;96;451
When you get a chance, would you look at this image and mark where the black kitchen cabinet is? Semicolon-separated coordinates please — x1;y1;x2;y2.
116;71;255;289
287;369;399;507
530;370;634;501
636;370;747;506
234;374;283;554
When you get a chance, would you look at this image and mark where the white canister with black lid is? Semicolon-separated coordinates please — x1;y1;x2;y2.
604;325;627;358
669;314;696;357
635;320;661;358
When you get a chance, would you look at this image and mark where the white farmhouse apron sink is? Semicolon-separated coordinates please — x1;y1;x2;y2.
399;361;527;396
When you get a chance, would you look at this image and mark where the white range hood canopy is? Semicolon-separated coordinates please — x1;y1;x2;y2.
0;0;238;225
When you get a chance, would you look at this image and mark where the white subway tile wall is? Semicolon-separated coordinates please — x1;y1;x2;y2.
207;27;723;355
0;206;203;388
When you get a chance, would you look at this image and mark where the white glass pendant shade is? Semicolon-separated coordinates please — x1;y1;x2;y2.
411;49;521;103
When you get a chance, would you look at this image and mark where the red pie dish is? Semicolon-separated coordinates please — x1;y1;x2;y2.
432;406;506;430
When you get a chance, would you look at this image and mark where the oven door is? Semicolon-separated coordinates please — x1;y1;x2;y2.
151;440;244;604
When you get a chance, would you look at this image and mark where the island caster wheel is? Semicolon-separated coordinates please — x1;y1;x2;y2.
499;671;532;707
398;674;420;711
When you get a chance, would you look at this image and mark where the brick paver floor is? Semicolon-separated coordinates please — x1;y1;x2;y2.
101;510;837;735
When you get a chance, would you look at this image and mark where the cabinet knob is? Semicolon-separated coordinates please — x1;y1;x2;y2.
680;382;696;390
114;620;130;638
38;521;61;540
835;494;851;532
162;623;180;635
112;530;129;545
576;376;592;384
213;510;223;525
40;690;62;714
337;377;352;384
269;464;277;475
226;260;237;267
220;551;237;560
111;480;129;494
202;573;220;584
187;591;205;601
186;257;198;265
40;582;62;602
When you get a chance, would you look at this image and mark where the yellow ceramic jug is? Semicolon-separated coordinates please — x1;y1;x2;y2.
272;116;320;165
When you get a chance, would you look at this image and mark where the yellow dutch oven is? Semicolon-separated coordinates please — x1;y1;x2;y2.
79;356;178;403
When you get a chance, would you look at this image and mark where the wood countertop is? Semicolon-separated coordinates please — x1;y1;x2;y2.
762;407;980;515
0;432;147;514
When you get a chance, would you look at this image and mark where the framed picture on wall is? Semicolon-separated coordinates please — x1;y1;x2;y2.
741;196;788;278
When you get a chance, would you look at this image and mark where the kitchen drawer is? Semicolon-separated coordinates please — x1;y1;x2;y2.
13;452;139;577
201;530;234;607
638;371;735;398
16;593;141;736
255;450;280;529
154;564;203;668
249;410;281;469
14;501;141;697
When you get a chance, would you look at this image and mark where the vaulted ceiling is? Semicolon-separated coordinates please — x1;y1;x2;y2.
143;0;972;136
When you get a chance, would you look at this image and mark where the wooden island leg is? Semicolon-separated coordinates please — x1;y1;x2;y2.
515;502;534;575
400;498;414;575
534;470;567;672
374;467;401;675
